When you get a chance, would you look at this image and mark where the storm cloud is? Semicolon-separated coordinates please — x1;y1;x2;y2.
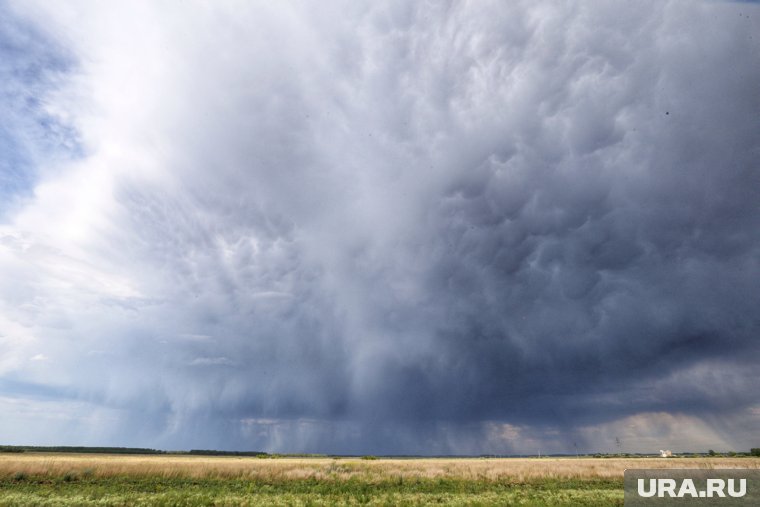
0;0;759;455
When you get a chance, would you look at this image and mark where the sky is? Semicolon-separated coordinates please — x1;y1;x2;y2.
0;0;759;455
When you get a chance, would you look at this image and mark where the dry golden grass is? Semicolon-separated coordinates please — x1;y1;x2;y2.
1;454;758;482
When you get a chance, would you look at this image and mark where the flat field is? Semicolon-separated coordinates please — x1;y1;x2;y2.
1;454;758;506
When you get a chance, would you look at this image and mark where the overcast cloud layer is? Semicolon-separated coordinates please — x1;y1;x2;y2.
0;0;759;455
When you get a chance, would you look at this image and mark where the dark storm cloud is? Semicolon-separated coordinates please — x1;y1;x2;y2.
0;0;758;454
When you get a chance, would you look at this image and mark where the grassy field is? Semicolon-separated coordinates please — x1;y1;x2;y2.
1;454;758;506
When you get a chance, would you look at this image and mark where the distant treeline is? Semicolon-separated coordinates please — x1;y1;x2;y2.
188;450;267;456
187;451;331;458
0;445;274;456
0;445;165;454
2;445;758;457
0;446;324;457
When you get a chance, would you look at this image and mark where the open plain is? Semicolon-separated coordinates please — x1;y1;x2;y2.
1;454;759;506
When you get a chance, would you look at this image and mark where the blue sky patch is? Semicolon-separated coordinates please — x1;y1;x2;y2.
0;5;80;217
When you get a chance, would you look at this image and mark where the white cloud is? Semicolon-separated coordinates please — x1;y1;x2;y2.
188;357;233;367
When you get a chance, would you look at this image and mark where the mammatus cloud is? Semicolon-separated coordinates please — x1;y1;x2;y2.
0;0;758;454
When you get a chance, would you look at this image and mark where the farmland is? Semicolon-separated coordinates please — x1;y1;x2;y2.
1;454;758;506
